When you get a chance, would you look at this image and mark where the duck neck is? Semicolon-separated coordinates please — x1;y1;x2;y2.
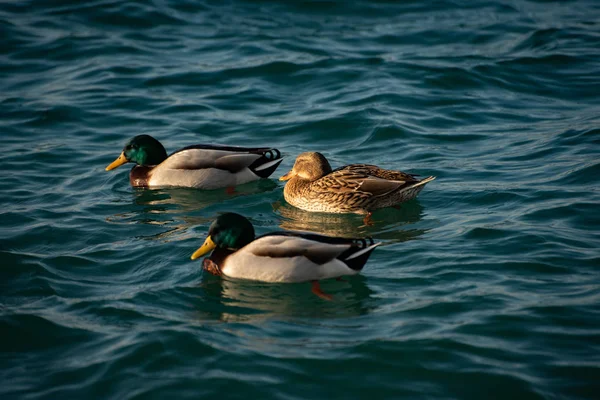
210;247;235;268
284;177;312;198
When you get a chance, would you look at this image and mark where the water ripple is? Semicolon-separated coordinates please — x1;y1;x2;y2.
2;0;600;399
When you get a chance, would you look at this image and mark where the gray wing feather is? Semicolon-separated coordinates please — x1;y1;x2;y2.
157;149;261;171
356;176;406;196
244;235;351;265
214;153;263;172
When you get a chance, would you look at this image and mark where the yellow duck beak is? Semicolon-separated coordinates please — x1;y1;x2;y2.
105;152;128;171
191;236;217;260
279;170;294;181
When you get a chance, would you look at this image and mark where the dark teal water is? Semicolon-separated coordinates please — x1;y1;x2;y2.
2;0;600;398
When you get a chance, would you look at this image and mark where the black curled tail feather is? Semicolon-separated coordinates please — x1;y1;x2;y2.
339;238;379;271
249;148;283;178
265;149;281;160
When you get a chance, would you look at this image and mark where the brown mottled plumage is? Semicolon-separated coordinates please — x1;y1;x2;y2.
280;152;435;215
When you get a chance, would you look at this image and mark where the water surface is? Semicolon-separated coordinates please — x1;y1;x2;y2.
2;0;600;399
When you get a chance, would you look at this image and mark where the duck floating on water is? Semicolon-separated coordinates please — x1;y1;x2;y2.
279;152;435;224
190;213;379;300
106;135;283;189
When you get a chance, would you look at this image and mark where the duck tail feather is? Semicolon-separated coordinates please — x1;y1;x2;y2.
249;149;283;178
341;241;380;271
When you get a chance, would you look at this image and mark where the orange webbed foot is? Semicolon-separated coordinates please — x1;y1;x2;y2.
311;280;333;301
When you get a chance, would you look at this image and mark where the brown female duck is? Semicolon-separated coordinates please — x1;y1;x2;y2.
279;152;435;224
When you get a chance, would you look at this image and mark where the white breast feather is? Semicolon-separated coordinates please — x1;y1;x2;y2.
147;168;236;189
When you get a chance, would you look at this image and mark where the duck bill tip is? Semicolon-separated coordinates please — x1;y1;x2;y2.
279;171;293;181
191;236;216;260
105;152;128;171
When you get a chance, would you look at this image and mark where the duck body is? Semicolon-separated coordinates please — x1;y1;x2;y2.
106;136;283;189
207;232;377;283
280;152;435;214
190;213;378;298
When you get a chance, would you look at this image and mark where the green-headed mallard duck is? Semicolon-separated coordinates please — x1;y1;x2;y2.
279;152;435;223
190;213;379;300
106;135;283;189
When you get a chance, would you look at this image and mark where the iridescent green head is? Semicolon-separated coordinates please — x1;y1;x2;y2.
105;135;168;171
191;213;256;260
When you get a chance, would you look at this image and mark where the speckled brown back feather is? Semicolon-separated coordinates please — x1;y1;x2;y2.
282;153;435;214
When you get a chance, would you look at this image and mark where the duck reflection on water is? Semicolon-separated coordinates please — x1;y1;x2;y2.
198;273;376;322
131;179;278;214
106;180;279;241
275;199;429;244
